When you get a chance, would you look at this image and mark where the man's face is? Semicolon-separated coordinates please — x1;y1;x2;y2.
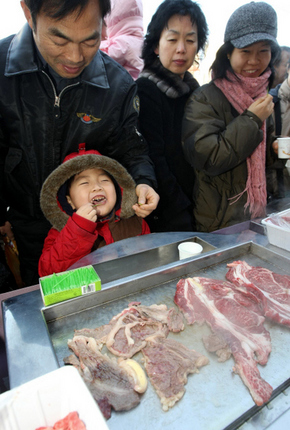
21;0;102;78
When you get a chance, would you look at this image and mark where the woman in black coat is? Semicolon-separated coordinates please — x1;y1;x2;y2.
137;0;208;232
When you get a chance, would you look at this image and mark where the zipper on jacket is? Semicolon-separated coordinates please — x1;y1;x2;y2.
41;69;80;118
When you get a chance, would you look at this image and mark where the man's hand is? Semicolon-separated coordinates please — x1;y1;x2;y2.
132;184;159;218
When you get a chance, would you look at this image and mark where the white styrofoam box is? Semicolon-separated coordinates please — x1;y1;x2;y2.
261;209;290;252
0;366;109;430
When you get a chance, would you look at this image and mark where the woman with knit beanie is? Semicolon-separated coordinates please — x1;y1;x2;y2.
137;0;208;232
182;1;279;232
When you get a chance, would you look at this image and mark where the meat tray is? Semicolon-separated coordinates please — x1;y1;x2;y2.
43;242;290;430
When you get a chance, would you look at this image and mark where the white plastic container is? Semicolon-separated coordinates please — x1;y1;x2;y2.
178;242;203;259
0;366;109;430
261;209;290;252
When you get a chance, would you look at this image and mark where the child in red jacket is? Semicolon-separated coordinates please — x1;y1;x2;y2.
38;144;150;276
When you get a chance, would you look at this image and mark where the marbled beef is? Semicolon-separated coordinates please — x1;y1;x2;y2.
174;276;273;406
226;260;290;326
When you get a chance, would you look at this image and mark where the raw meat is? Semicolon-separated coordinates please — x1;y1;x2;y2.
65;302;205;415
174;276;273;406
226;260;290;326
125;303;185;332
141;334;209;411
64;336;140;419
202;333;232;362
105;303;183;358
74;304;184;359
36;411;86;429
74;324;112;343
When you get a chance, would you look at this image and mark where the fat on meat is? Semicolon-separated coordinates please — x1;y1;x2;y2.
64;336;140;419
141;334;209;411
126;303;185;332
105;303;184;358
106;310;169;357
174;277;273;406
226;260;290;326
74;324;112;344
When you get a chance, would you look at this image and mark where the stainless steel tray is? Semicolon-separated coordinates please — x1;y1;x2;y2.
44;242;290;430
77;235;216;284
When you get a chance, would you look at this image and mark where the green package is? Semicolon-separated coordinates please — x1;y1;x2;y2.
40;265;101;306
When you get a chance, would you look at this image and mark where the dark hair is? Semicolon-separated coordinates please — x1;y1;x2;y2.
142;0;208;69
24;0;111;26
211;41;279;88
273;45;290;67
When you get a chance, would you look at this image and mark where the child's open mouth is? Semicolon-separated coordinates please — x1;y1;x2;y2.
91;196;106;207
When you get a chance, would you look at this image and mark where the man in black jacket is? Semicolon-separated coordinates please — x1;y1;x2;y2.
0;0;159;286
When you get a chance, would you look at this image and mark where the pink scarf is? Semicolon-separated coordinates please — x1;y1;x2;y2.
214;69;271;218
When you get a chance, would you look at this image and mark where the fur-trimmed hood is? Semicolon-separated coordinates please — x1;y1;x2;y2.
40;144;137;232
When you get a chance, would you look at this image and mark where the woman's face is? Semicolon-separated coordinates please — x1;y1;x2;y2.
154;14;198;78
228;41;272;78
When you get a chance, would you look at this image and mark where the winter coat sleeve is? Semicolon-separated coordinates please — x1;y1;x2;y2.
182;84;264;176
38;214;98;277
278;78;290;136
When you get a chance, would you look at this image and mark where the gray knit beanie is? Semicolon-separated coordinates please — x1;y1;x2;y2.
224;2;278;48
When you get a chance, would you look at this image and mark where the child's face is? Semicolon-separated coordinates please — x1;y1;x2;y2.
66;168;117;218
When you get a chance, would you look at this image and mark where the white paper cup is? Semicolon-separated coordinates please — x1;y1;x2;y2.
178;242;203;260
278;137;290;159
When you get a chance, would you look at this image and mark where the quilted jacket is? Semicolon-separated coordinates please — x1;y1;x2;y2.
182;82;276;232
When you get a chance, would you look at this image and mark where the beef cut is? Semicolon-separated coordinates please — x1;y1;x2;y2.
226;260;290;327
141;334;209;411
174;276;273;406
105;303;183;358
64;336;140;419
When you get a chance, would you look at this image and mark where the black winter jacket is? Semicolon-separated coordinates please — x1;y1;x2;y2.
137;61;198;232
0;24;156;285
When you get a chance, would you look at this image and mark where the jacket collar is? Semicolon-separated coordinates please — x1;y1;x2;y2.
5;23;109;89
139;59;199;98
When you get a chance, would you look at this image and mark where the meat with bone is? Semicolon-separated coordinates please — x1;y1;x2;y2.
106;310;169;358
105;303;184;358
64;336;140;419
74;304;184;359
226;260;290;327
174;277;273;406
141;334;209;411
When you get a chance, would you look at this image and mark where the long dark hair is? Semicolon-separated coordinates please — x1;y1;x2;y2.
211;41;280;88
24;0;111;26
142;0;208;69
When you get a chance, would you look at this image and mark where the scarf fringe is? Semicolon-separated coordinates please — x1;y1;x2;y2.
214;70;270;218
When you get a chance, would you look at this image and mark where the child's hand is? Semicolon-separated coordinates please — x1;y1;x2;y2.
248;94;274;122
75;203;97;222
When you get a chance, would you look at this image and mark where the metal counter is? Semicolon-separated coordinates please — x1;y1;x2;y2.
2;227;290;429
